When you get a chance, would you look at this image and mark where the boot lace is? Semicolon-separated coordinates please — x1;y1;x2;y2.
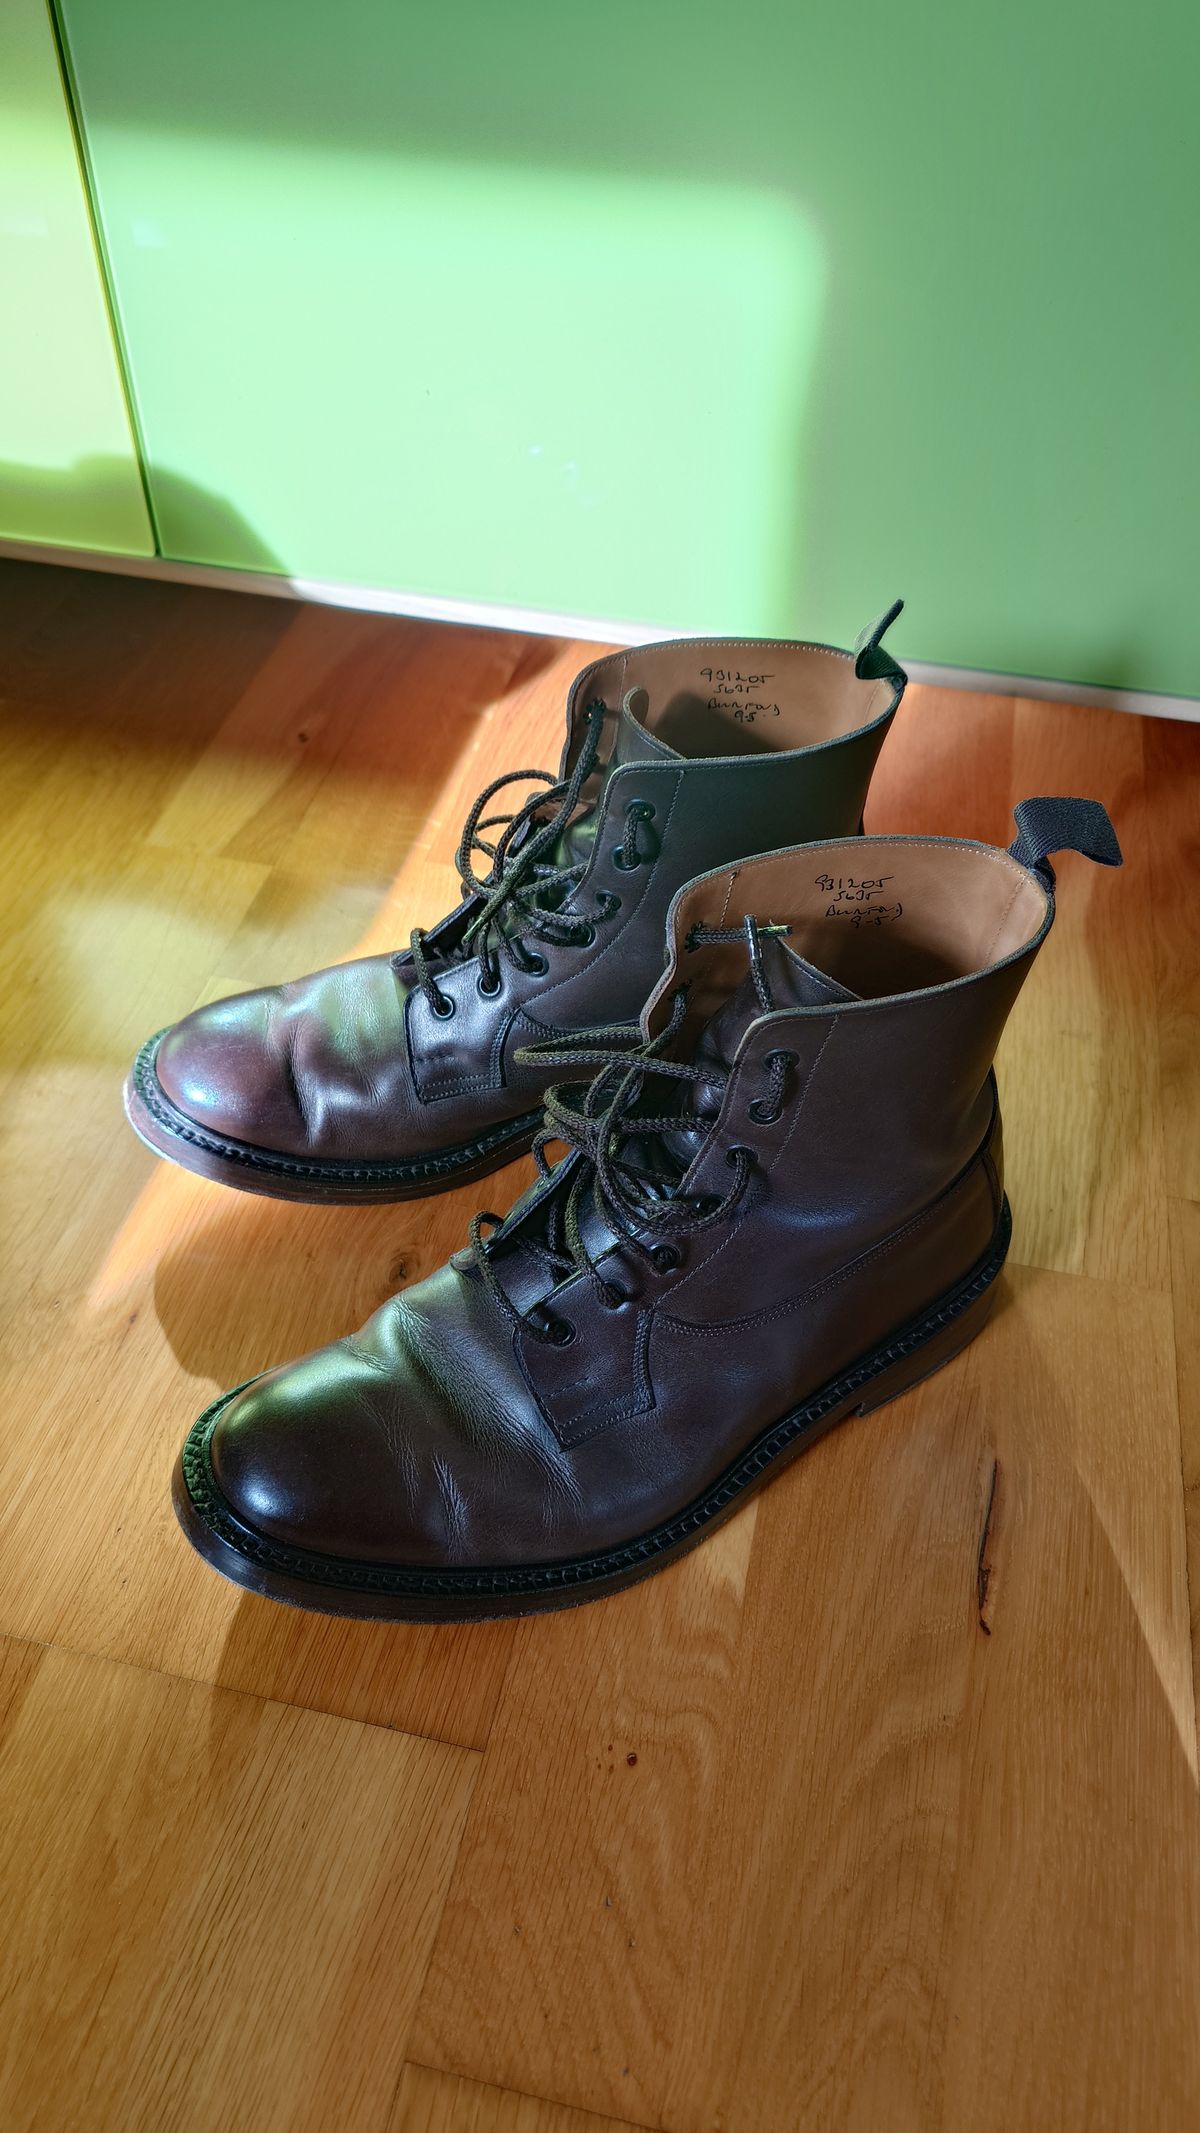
461;919;790;1344
397;698;654;1014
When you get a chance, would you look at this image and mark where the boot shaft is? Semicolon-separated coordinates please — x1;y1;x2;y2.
554;610;906;894
131;606;909;1194
485;797;1120;1446
563;609;906;783
640;798;1122;1309
408;610;908;1101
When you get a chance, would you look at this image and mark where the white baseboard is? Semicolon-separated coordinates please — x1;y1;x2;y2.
0;537;649;650
2;536;1196;723
899;657;1199;723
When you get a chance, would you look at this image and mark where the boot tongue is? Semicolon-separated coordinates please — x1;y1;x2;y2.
552;687;679;878
676;936;855;1141
421;688;673;975
488;933;856;1310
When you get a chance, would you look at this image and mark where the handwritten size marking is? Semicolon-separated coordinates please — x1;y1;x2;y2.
816;872;894;901
825;900;904;927
700;667;781;724
816;872;902;925
700;667;775;692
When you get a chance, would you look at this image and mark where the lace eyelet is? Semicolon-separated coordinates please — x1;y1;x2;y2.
651;1243;681;1274
725;1144;753;1170
576;923;597;948
523;951;550;976
477;970;502;998
599;1286;632;1310
613;799;657;872
595;891;622;920
749;1050;796;1123
542;1315;575;1346
431;994;455;1020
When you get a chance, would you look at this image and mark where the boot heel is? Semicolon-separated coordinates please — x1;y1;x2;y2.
853;1257;1004;1418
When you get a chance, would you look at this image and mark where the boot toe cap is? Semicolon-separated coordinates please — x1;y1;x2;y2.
152;956;416;1161
203;1338;446;1567
191;1274;580;1581
155;992;301;1152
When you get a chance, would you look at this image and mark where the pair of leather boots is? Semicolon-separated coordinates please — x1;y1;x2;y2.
126;604;1122;1621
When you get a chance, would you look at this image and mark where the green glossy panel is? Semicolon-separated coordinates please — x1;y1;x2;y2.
0;0;151;553
59;0;1199;692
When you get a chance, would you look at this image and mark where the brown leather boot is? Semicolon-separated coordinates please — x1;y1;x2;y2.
125;611;906;1201
173;797;1121;1620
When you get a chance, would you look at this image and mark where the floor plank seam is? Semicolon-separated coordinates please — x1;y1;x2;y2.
399;2058;663;2133
0;1624;489;1760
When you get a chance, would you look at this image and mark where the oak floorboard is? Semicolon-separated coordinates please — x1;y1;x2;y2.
1001;695;1164;1291
389;2063;650;2132
863;681;1018;847
1168;1194;1200;1738
0;570;552;1748
412;1267;1200;2133
2;562;1198;2131
0;1635;477;2133
1144;715;1200;1202
869;681;1165;1289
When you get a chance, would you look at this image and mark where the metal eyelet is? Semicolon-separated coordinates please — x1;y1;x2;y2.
612;847;637;873
651;1243;681;1273
725;1145;752;1169
595;891;622;921
477;971;502;998
431;994;455;1019
523;951;550;976
542;1315;575;1346
576;923;597;948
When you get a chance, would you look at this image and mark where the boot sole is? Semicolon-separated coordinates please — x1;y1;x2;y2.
123;1031;544;1205
172;1198;1012;1620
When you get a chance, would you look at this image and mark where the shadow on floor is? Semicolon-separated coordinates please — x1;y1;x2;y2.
150;1150;538;1390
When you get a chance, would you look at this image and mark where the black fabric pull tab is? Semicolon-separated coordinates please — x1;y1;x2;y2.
854;598;905;681
1009;796;1123;887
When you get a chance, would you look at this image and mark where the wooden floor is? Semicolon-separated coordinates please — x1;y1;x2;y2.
1;561;1198;2133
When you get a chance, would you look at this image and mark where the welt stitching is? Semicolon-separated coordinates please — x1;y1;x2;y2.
179;1210;1010;1599
136;1038;539;1181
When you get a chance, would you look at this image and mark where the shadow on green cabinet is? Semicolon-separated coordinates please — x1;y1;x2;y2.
36;0;1200;695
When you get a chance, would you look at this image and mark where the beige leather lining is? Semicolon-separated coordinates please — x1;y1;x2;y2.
580;640;890;760
651;839;1049;1033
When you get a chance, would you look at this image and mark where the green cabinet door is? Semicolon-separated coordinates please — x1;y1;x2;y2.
58;0;1200;693
0;0;151;554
